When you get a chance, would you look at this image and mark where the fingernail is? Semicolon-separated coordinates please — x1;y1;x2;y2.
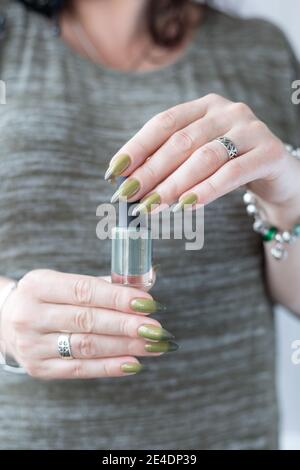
138;324;174;341
131;298;166;314
111;178;140;203
173;193;198;213
121;362;144;374
145;341;179;353
104;154;131;181
132;193;161;216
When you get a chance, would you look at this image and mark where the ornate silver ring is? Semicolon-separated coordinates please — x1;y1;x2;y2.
216;137;239;160
57;334;73;359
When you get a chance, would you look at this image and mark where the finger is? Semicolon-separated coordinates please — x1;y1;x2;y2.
20;270;159;313
39;334;165;359
135;125;257;212
38;303;167;338
108;95;225;176
180;148;263;207
125;112;232;201
40;356;143;379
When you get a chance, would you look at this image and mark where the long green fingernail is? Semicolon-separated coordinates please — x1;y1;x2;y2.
138;324;174;341
173;193;198;213
111;178;140;203
145;341;179;353
104;154;131;181
132;193;161;216
131;298;166;314
121;362;144;374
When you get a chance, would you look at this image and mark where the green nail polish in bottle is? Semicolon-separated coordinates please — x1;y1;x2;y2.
111;177;155;290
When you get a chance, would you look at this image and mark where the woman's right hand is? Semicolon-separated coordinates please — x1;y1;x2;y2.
0;270;177;379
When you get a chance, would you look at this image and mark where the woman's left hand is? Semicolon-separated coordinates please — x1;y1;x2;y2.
105;93;300;214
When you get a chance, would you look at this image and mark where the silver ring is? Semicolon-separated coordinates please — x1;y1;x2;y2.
57;334;73;359
216;137;239;160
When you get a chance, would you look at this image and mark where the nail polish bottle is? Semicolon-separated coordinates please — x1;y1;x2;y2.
111;177;154;290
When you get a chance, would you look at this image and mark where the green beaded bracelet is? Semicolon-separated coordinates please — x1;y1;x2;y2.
243;191;300;261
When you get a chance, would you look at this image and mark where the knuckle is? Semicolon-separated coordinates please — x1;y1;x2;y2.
229;159;244;181
11;309;29;331
156;109;177;131
110;285;126;311
18;270;44;292
134;136;149;155
119;316;131;337
207;93;221;103
15;335;32;357
74;309;95;333
71;362;85;379
231;101;252;116
159;178;179;201
127;338;141;355
77;334;97;358
101;361;111;378
73;278;95;305
142;161;157;181
170;130;193;152
205;179;218;198
201;145;223;167
250;119;268;134
263;138;285;161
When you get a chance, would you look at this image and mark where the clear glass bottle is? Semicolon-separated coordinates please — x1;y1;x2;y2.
111;178;154;290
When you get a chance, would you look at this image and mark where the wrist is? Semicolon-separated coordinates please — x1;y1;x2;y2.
256;151;300;228
244;190;300;261
258;193;300;229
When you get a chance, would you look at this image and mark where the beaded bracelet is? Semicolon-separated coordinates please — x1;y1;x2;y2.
285;144;300;161
243;144;300;261
243;191;300;261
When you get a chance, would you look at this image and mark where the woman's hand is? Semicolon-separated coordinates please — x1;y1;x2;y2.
0;270;175;380
105;93;300;216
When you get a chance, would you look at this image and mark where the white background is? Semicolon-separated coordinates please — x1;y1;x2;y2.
214;0;300;450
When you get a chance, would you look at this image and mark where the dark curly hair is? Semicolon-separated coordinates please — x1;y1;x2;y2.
17;0;203;48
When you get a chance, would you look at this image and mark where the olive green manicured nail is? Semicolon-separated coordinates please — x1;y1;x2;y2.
132;193;161;216
104;154;131;181
111;178;140;203
145;341;179;353
121;362;144;374
138;324;174;341
131;298;166;314
173;193;198;213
